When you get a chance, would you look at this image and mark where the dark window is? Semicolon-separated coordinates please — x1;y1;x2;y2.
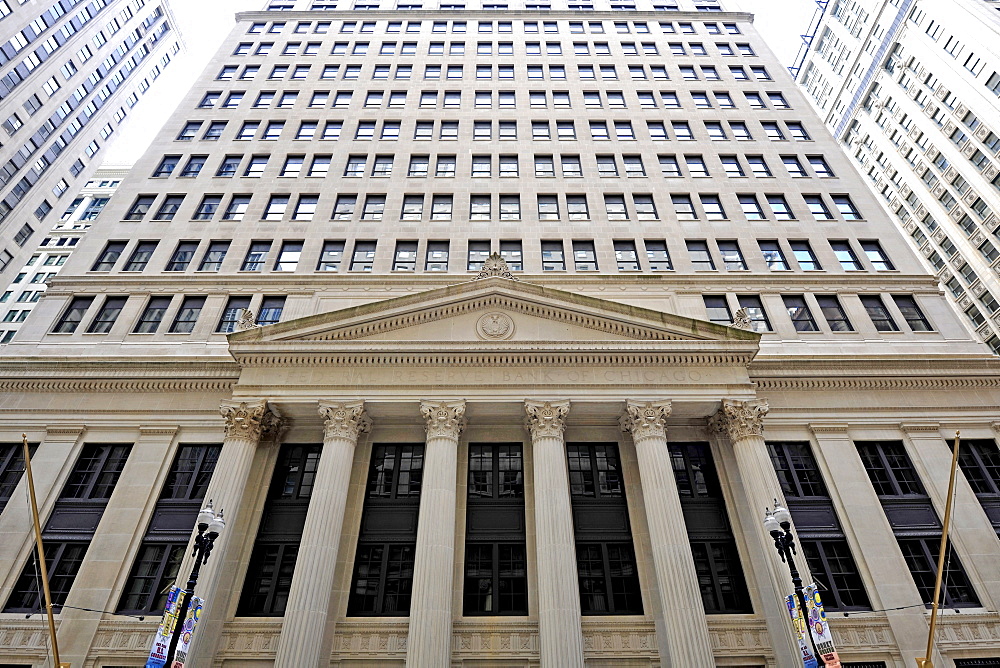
349;444;424;616
86;297;127;334
166;242;199;272
168;297;206;334
124;196;155;220
133;297;172;334
5;444;131;612
198;241;230;271
857;440;979;608
153;195;185;221
783;295;819;331
671;442;752;613
893;295;932;331
464;445;527;616
816;295;853;332
768;441;870;611
239;444;320;616
218;296;251;333
118;444;221;614
257;296;285;326
0;442;36;513
123;241;158;272
92;241;127;271
52;296;94;333
860;296;899;332
958;439;1000;532
568;444;642;615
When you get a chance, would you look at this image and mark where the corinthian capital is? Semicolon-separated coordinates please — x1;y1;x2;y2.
420;400;467;440
524;400;570;439
220;400;284;442
710;399;769;442
620;400;672;441
318;401;372;442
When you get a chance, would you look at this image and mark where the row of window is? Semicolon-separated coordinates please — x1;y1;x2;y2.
216;61;771;83
198;87;783;111
229;38;757;59
152;151;837;181
175;118;813;143
121;190;863;224
7;432;999;618
245;18;744;36
88;236;893;276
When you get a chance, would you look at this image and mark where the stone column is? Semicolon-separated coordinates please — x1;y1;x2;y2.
190;399;284;665
275;401;372;668
710;398;801;665
405;400;466;668
620;401;714;666
524;400;585;668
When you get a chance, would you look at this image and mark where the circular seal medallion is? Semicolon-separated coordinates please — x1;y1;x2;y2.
476;312;515;340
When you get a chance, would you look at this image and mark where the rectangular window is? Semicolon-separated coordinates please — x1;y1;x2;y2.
817;295;853;332
133;297;172;334
169;297;206;334
317;241;345;272
52;296;94;333
687;240;715;270
892;295;932;331
348;444;424;615
783;295;819;332
274;241;303;271
86;297;127;334
351;241;377;272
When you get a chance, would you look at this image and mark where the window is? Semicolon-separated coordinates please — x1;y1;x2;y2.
224;195;252;221
198;241;230;271
52;296;94;333
804;195;832;220
687;240;715;270
5;444;130;613
736;295;770;332
831;241;862;271
125;196;156;221
218;296;251;333
464;444;527;615
124;242;158;272
832;195;862;220
333;195;357;220
92;241;127;271
567;444;642;615
431;195;453;220
573;241;598;271
541;241;565;271
672;195;697;220
701;195;726;220
317;241;344;271
893;295;932;331
860;296;899;332
861;241;894;271
790;240;820;270
133;297;172;334
85;297;127;334
615;240;640;271
169;297;206;334
263;195;290;221
717;240;745;270
470;195;491;220
348;444;424;615
257;297;285;326
238;445;319;616
425;241;449;271
766;195;794;220
783;295;818;332
817;295;853;332
351;241;377;272
436;155;457;177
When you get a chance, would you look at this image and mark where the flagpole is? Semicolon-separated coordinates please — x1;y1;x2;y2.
916;430;961;668
22;433;64;668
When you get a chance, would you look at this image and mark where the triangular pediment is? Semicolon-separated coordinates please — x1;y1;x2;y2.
228;277;758;347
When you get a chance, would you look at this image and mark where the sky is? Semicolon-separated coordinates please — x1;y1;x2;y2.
102;0;818;164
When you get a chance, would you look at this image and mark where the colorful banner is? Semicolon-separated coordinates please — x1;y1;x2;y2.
145;586;182;668
804;584;843;668
170;595;203;668
786;594;819;668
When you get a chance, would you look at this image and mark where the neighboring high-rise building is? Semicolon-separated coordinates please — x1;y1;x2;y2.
0;164;127;343
2;1;1000;667
795;0;1000;353
0;0;181;289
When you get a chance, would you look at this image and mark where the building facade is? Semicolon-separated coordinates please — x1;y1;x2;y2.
0;0;181;290
795;0;1000;353
0;164;127;343
2;1;1000;667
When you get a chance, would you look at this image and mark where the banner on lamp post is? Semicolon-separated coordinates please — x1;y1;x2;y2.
145;586;182;668
786;594;819;668
170;595;203;668
804;584;843;668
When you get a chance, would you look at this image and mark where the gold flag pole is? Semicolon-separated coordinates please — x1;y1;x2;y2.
21;433;66;668
916;430;961;668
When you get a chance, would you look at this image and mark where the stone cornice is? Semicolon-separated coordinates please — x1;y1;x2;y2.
234;9;755;22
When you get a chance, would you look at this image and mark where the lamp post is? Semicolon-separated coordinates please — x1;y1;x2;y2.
165;501;225;667
764;502;825;667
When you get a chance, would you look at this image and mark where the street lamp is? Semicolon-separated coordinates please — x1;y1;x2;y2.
764;501;825;666
165;500;225;667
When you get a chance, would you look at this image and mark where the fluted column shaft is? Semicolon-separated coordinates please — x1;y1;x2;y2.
711;399;801;665
405;400;466;668
621;401;714;667
275;401;371;668
190;400;284;665
525;400;585;668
